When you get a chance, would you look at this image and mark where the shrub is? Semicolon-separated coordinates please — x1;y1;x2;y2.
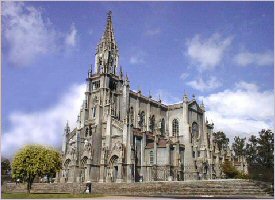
221;160;248;179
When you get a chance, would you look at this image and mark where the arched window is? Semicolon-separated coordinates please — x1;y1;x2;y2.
160;118;165;135
149;151;154;164
138;111;145;127
91;106;96;118
172;119;179;136
191;122;199;143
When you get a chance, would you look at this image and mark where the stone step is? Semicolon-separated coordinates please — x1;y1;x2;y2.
3;180;273;198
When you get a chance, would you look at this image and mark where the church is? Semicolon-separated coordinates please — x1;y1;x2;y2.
58;11;247;183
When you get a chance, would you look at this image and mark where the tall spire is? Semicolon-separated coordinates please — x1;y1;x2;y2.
102;11;116;47
95;11;119;75
97;10;117;52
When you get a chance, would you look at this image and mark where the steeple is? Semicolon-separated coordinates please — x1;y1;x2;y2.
95;11;119;75
101;11;116;49
62;121;70;153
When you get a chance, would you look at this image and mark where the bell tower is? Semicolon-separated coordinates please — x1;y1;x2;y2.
95;11;119;75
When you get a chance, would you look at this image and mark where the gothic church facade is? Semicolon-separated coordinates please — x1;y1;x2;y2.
58;12;246;183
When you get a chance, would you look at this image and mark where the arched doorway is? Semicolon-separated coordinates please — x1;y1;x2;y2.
80;156;88;182
109;155;119;182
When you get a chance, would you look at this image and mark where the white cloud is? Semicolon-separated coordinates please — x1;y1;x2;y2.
145;28;161;36
199;81;274;141
152;89;181;105
65;23;77;47
186;33;232;71
233;51;274;67
129;52;145;65
1;83;86;158
187;76;222;91
180;73;189;80
2;2;78;66
2;2;57;66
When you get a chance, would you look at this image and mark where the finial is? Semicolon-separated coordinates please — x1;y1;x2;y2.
90;64;93;72
158;94;161;103
137;85;141;93
125;73;128;81
88;64;93;78
149;90;152;98
192;94;195;99
201;99;204;107
107;10;112;17
64;120;70;133
120;66;123;79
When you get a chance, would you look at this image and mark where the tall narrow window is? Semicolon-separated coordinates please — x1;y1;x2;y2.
138;111;145;127
172;119;179;136
191;122;199;143
149;115;155;132
160;118;165;135
92;106;96;118
130;107;134;125
149;151;154;164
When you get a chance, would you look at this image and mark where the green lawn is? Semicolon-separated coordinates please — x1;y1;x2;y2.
2;193;105;199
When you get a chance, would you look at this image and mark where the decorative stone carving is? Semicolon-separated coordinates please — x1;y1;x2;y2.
112;142;123;151
71;146;76;160
68;138;77;160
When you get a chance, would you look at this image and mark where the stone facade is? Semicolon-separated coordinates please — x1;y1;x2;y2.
58;11;247;183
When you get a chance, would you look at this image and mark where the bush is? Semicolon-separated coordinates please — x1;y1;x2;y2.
221;160;248;179
236;172;250;179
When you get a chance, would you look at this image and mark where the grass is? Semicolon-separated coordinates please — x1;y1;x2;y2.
1;193;105;199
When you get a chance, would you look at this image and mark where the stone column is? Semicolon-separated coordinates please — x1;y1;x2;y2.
141;132;146;180
86;159;92;182
126;124;134;183
99;164;105;183
116;159;123;183
67;160;77;183
60;169;66;183
55;171;60;183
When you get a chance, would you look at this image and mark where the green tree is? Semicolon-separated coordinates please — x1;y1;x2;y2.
213;131;229;151
1;157;11;175
245;130;274;183
232;136;246;158
257;129;274;168
245;135;258;165
12;145;61;193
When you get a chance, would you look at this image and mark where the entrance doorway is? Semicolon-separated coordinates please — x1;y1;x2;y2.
109;155;119;182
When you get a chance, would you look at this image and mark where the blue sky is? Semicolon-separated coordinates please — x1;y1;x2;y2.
2;1;274;158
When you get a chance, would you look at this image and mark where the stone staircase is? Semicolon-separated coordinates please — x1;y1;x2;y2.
92;179;273;198
3;179;273;198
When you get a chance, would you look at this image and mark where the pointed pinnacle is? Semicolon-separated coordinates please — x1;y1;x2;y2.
120;66;123;78
125;73;128;81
